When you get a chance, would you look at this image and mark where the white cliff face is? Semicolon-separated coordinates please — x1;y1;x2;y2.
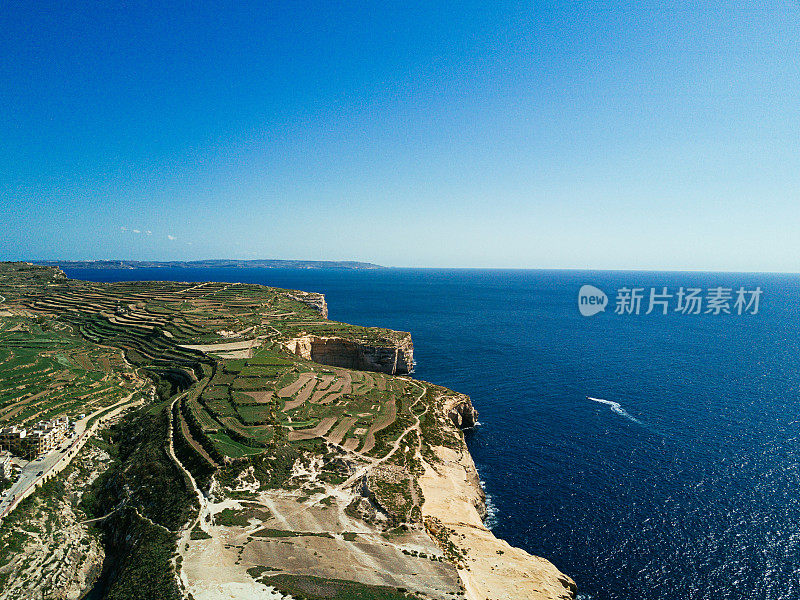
282;334;414;375
285;292;328;318
419;444;576;600
443;393;479;428
415;390;576;600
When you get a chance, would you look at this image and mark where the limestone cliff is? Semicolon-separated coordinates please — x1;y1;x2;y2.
419;392;577;600
443;393;479;429
283;333;414;375
285;291;328;318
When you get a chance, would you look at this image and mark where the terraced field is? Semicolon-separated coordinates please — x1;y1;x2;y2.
0;263;428;465
0;316;138;428
178;342;421;462
0;262;582;600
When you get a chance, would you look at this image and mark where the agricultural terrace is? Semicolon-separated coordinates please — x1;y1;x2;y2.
181;340;429;462
0;264;454;482
0;315;140;428
0;263;405;360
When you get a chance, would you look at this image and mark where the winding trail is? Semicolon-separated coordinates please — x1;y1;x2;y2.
336;380;428;492
166;392;214;596
168;393;209;532
79;500;127;525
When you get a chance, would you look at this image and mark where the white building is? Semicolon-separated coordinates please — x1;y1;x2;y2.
0;416;70;458
0;451;12;479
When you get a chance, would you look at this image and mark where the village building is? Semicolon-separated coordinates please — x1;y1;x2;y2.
0;450;12;479
0;416;69;458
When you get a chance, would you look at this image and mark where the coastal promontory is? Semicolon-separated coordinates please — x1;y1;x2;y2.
0;262;574;600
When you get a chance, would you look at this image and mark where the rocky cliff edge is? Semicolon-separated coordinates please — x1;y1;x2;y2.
421;392;577;600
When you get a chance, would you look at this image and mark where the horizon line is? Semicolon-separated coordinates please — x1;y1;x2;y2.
13;258;800;275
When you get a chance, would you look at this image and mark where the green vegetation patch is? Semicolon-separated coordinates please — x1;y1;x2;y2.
247;565;280;579
190;526;212;540
215;506;272;527
250;527;333;539
207;431;263;458
260;574;423;600
215;508;251;527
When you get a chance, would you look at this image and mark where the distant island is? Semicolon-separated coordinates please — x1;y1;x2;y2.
35;259;386;270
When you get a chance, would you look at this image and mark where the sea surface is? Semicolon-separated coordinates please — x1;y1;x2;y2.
64;267;800;600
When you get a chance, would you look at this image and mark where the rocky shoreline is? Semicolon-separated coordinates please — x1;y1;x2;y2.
420;392;576;600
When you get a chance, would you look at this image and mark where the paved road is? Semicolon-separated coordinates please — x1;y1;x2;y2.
0;437;76;515
0;393;141;520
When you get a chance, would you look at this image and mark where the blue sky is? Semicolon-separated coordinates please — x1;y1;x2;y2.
1;1;798;270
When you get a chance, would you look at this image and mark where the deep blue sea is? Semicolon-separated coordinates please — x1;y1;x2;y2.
64;267;800;600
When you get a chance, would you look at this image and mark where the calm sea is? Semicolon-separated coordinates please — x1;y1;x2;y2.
64;267;800;600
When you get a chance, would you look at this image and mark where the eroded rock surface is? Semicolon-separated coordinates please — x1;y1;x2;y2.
283;333;414;375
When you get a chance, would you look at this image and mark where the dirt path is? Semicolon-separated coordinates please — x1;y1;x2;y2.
167;393;216;595
79;503;124;525
168;393;210;539
337;382;428;490
178;401;220;468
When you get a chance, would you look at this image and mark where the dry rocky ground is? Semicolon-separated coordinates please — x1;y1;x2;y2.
178;452;465;600
0;444;110;600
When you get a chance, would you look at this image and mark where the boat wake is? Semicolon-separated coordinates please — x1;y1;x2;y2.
587;396;644;425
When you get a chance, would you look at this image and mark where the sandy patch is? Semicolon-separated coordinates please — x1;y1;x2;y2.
180;339;259;356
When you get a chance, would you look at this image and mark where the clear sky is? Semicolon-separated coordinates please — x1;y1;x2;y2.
1;1;798;270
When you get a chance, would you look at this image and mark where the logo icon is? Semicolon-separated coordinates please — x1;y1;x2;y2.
578;285;608;317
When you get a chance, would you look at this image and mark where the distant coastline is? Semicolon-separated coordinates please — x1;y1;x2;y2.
34;259;385;270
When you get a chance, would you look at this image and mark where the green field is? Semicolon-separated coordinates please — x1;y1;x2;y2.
0;262;450;468
0;317;136;427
